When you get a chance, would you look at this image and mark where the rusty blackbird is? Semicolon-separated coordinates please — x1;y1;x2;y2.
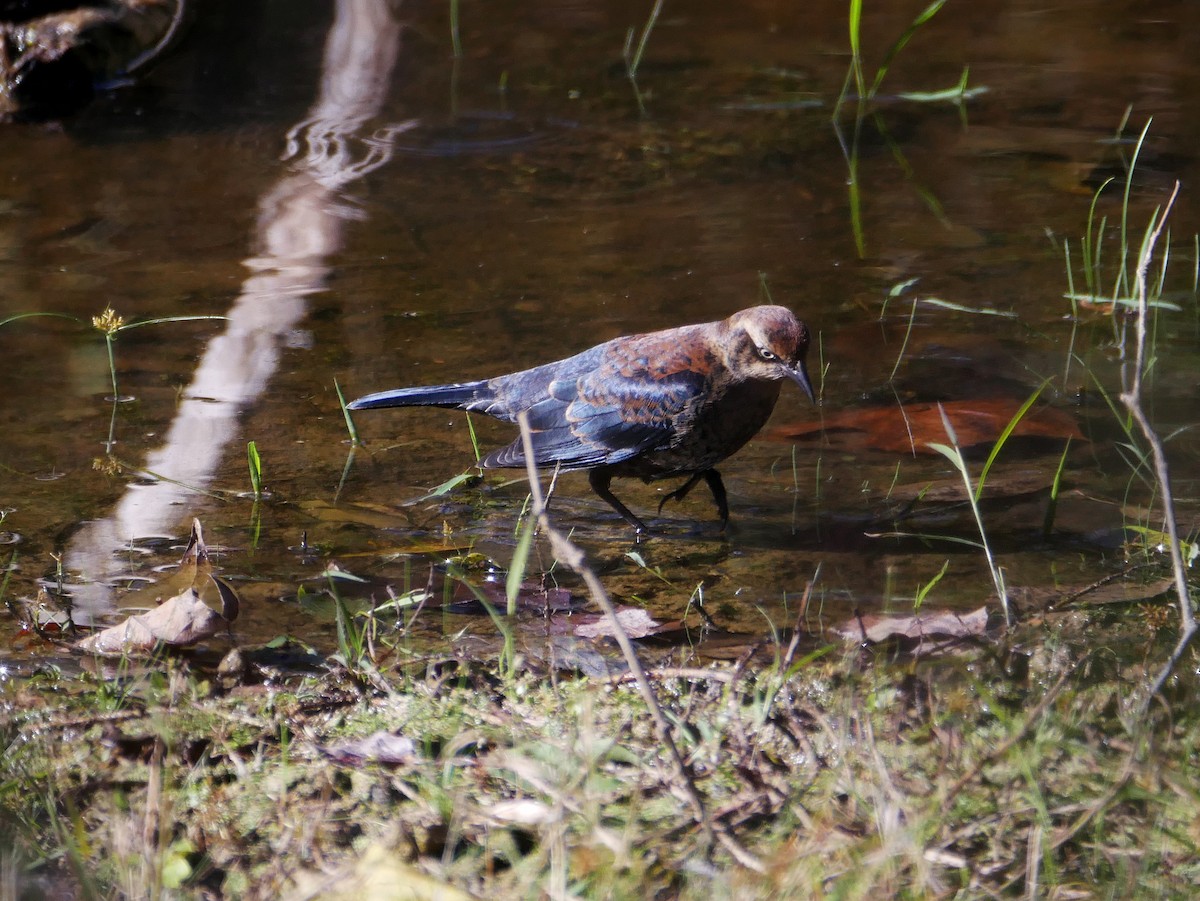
348;305;814;533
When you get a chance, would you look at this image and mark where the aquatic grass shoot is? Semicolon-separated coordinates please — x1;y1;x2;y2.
1041;438;1072;539
246;441;265;547
323;566;376;682
246;441;263;500
446;559;518;679
1061;121;1198;692
333;379;362;503
833;0;961;255
927;404;1009;624
505;496;536;617
1;308;222;452
623;0;665;115
90;307;227;404
913;559;949;614
335;378;361;446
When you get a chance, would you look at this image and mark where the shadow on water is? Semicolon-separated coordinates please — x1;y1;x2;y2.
0;0;1197;666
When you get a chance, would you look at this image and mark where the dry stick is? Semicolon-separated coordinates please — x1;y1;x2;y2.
1119;181;1197;702
514;412;765;873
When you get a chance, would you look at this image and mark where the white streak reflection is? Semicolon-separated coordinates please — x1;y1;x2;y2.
64;0;413;617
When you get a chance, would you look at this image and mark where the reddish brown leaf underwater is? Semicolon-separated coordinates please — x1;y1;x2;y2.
768;398;1084;455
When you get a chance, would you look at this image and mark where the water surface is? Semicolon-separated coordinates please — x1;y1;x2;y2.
1;0;1197;660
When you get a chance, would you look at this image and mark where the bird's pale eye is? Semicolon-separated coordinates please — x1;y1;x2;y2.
757;347;777;361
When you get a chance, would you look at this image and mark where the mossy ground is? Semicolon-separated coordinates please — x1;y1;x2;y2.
2;604;1198;900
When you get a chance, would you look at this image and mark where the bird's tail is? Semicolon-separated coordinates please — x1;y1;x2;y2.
347;380;491;411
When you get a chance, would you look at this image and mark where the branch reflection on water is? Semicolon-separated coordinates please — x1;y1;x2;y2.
65;0;412;618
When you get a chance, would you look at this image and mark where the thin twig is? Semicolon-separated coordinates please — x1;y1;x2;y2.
515;412;764;872
1118;181;1197;702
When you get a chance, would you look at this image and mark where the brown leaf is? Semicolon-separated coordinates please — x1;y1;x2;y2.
830;605;990;645
76;586;232;656
574;607;662;640
768;398;1084;455
209;574;241;623
179;518;209;566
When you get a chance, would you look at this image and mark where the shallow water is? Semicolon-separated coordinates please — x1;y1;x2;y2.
1;0;1197;660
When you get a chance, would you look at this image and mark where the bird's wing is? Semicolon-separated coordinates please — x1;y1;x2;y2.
482;362;707;470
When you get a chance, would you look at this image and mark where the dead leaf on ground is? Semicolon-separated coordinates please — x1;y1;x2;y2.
572;607;662;640
75;578;238;655
829;605;990;647
768;398;1084;455
75;519;240;656
322;731;417;766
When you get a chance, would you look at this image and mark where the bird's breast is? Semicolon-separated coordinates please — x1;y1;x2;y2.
617;378;783;479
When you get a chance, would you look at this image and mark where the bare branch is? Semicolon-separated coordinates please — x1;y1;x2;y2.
1118;181;1197;701
515;412;764;872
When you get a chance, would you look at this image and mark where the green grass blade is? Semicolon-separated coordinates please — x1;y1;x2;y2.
114;315;227;331
867;0;947;99
975;379;1051;501
334;379;361;446
506;502;536;617
1042;437;1072;538
0;312;81;329
913;558;950;612
247;441;263;499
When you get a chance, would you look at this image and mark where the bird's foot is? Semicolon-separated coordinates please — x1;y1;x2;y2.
656;473;704;515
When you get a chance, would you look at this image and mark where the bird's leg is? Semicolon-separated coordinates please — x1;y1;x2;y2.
656;473;704;514
657;469;729;527
701;469;730;528
588;469;650;535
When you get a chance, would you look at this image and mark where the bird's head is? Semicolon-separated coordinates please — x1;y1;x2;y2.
726;305;815;401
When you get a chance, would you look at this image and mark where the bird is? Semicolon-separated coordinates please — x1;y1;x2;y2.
347;305;815;534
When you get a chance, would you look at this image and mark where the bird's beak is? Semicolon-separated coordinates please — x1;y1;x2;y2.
787;359;816;403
